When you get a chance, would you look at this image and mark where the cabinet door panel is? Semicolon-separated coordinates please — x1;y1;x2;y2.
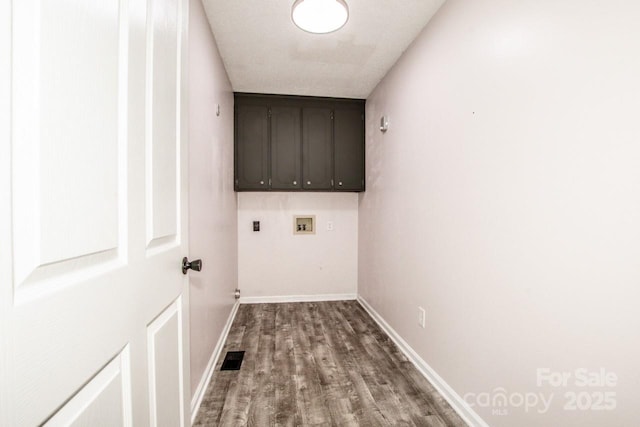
302;107;333;190
236;105;269;190
334;107;364;191
271;106;301;190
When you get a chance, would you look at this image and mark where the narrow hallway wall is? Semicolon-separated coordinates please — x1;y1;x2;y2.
188;0;237;405
360;1;640;426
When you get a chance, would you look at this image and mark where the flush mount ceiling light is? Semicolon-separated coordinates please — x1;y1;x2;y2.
292;0;349;34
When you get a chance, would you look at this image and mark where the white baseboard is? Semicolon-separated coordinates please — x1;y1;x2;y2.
357;296;488;427
190;301;240;425
239;293;357;304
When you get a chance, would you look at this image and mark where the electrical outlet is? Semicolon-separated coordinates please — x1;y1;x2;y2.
326;221;334;231
418;307;426;328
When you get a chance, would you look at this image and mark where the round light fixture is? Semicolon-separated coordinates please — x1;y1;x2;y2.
292;0;349;34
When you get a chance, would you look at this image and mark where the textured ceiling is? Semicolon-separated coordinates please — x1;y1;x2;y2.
201;0;445;99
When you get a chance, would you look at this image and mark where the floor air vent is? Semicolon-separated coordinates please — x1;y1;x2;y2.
220;351;245;371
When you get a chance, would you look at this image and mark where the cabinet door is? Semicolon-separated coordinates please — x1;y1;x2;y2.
236;104;269;190
334;107;365;191
302;107;333;190
271;106;301;190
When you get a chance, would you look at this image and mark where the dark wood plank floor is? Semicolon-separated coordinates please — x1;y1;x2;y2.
194;301;467;427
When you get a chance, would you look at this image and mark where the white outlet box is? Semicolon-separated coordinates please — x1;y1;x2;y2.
326;221;334;231
418;307;426;328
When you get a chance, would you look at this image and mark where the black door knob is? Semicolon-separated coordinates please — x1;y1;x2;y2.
182;257;203;274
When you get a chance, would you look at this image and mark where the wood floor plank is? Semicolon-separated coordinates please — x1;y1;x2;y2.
317;302;389;426
247;304;276;426
217;304;263;426
339;302;450;425
194;301;468;427
293;303;332;425
273;304;296;427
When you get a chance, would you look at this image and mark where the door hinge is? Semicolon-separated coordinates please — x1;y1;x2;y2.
330;111;334;120
268;108;271;118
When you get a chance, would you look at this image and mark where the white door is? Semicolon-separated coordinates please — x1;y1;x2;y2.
1;0;191;425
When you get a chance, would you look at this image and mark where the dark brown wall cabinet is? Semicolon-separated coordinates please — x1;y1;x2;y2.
235;104;269;190
235;93;365;192
271;106;301;190
334;106;365;191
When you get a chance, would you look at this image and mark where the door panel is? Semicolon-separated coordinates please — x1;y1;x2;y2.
1;0;190;425
271;106;301;190
12;0;125;305
147;0;180;250
0;2;10;421
44;347;133;427
302;107;333;190
147;298;185;427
